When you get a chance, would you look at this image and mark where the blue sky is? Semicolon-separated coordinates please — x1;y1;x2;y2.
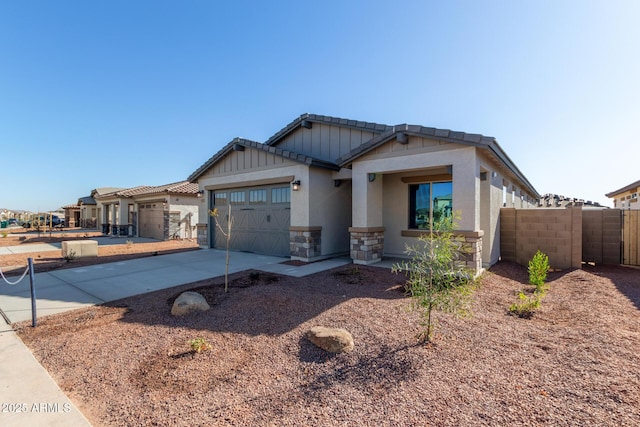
1;1;638;212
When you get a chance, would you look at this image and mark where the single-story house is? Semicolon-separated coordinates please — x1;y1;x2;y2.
189;113;540;273
606;180;640;210
93;181;200;239
63;203;80;227
77;188;124;229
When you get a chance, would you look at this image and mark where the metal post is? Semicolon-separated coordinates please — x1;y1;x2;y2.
28;257;36;327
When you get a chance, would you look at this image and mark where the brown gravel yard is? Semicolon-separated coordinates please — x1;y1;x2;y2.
13;261;640;426
0;231;199;275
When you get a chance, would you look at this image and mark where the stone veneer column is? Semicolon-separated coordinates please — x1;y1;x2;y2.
349;227;385;265
457;230;484;275
401;229;484;276
196;223;208;248
289;226;322;261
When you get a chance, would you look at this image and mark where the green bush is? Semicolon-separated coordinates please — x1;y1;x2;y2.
392;214;476;343
528;250;549;292
510;251;551;318
509;290;541;318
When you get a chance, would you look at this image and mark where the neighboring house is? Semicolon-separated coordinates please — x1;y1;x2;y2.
63;203;81;227
93;181;200;240
538;193;603;208
606;180;640;210
189;113;539;273
77;188;123;229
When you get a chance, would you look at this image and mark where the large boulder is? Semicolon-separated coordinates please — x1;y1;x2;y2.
307;326;354;353
171;292;210;316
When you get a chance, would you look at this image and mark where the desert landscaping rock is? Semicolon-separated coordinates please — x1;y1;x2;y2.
171;291;210;316
307;326;355;353
13;263;640;426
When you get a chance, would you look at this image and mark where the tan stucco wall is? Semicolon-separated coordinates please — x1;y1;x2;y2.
351;144;480;231
308;168;352;256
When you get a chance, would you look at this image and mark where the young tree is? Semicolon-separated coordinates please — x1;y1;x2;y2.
392;214;476;343
209;203;233;293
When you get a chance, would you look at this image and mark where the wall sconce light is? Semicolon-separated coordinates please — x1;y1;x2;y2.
291;180;301;191
196;190;204;198
162;199;168;206
368;173;376;182
114;202;120;208
334;179;341;187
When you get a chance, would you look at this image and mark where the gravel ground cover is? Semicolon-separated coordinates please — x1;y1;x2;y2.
14;261;640;426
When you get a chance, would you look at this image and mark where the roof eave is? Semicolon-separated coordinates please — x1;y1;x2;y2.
605;179;640;198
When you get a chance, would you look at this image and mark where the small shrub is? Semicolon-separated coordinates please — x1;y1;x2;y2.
189;338;212;354
64;249;77;263
510;251;551;318
392;214;476;343
509;290;541;318
126;240;133;247
528;250;549;291
1;232;7;238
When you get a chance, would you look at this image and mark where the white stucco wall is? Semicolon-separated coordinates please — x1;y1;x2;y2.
166;195;200;239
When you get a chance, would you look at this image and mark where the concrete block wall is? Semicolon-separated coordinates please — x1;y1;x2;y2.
602;210;623;264
583;209;622;264
501;207;627;269
500;207;582;270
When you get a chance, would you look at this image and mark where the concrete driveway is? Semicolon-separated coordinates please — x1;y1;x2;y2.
0;248;351;427
0;248;351;324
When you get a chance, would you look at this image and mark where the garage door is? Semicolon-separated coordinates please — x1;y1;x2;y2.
138;203;166;240
211;185;290;257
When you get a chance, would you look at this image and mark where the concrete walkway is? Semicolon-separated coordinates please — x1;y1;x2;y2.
0;236;165;255
0;249;351;427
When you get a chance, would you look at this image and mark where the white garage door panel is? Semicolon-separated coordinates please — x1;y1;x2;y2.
139;204;165;240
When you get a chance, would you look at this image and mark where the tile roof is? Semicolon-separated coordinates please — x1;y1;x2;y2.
188;137;339;182
264;113;391;146
335;123;538;198
96;181;199;199
78;196;96;205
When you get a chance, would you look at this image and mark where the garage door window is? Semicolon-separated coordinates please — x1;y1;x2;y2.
271;187;290;204
214;192;228;206
249;189;267;204
230;191;245;205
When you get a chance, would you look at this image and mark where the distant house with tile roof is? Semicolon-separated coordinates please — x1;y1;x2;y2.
91;181;200;239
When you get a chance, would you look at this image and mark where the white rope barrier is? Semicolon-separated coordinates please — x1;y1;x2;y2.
0;263;30;285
